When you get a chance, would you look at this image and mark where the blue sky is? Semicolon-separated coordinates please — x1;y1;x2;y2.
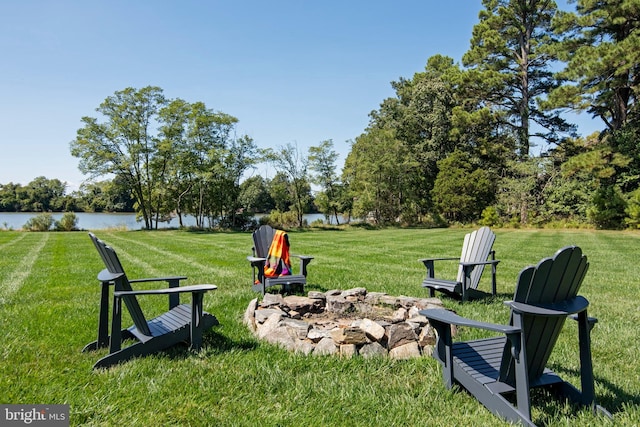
0;1;600;191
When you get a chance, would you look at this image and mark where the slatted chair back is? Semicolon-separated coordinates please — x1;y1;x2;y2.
88;233;151;337
500;246;589;384
455;226;496;290
252;225;277;258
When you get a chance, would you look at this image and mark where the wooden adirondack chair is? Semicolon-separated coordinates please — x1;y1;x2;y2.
420;246;611;426
420;226;499;301
247;225;313;295
83;233;219;369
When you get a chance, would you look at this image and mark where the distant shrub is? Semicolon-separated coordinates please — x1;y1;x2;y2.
54;212;79;231
23;213;54;231
478;206;500;227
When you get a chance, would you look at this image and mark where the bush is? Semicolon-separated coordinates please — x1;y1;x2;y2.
23;213;54;231
54;212;79;231
587;186;627;229
478;206;500;227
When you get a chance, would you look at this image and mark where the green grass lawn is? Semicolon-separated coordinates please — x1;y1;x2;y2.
0;227;638;426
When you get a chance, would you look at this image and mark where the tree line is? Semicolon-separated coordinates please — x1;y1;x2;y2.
3;1;640;230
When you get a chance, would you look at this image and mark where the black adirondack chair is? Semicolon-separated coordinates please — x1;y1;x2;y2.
84;233;219;369
420;246;611;426
247;225;313;295
420;226;500;302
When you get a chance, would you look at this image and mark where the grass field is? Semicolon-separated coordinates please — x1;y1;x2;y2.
0;227;638;426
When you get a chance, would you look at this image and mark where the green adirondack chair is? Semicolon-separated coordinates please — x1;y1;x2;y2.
84;233;219;369
419;226;500;301
421;246;611;426
247;225;313;295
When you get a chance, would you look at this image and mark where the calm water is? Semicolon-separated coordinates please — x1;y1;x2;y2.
0;212;338;230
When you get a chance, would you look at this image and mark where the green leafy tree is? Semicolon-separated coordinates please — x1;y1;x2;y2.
431;150;495;222
263;143;311;227
308;139;342;224
550;0;640;133
464;0;574;159
70;86;166;229
239;176;274;213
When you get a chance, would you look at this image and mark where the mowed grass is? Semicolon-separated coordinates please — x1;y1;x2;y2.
0;227;638;426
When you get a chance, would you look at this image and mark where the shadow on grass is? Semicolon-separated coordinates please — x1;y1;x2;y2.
550;364;640;416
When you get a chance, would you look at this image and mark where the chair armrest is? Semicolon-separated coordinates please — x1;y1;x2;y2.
459;259;500;268
129;275;187;285
97;269;125;282
419;257;459;264
506;296;589;317
420;309;520;335
292;254;314;261
114;284;217;297
247;256;266;267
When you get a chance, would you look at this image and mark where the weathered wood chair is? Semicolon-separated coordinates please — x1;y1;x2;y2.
83;233;219;369
421;246;611;426
419;226;499;301
247;225;313;295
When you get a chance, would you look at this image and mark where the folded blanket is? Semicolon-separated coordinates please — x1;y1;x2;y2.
264;229;292;277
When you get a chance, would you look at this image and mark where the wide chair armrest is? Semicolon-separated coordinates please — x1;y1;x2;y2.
421;308;520;335
129;275;188;286
419;256;459;265
247;256;266;266
506;296;589;317
114;284;217;297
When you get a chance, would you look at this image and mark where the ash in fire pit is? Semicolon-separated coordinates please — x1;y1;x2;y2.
243;287;453;359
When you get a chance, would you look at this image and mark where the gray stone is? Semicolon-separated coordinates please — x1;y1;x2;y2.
326;295;354;314
341;287;367;298
256;312;284;339
243;298;259;332
307;327;330;342
307;291;327;301
380;295;399;307
397;296;419;308
313;337;338;355
261;293;285;307
281;318;311;340
283;295;322;314
294;340;315;355
364;292;387;305
359;341;388;358
255;308;286;324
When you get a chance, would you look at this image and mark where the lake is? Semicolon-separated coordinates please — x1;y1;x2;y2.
0;212;341;230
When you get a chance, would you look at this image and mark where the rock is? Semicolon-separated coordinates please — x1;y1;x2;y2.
283;295;322;314
326;295;354;315
340;344;357;358
380;295;399;307
256;312;283;339
358;318;386;342
389;341;421;359
359;341;388;358
281;318;310;340
307;327;330;342
341;287;367;298
261;293;285;307
418;324;437;347
330;327;368;345
255;308;286;324
387;323;417;349
294;340;315;355
397;296;418;308
313;337;337;355
307;291;326;301
243;298;259;332
390;307;407;322
364;292;387;305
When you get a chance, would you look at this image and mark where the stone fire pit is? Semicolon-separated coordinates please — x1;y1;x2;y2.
243;287;454;359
